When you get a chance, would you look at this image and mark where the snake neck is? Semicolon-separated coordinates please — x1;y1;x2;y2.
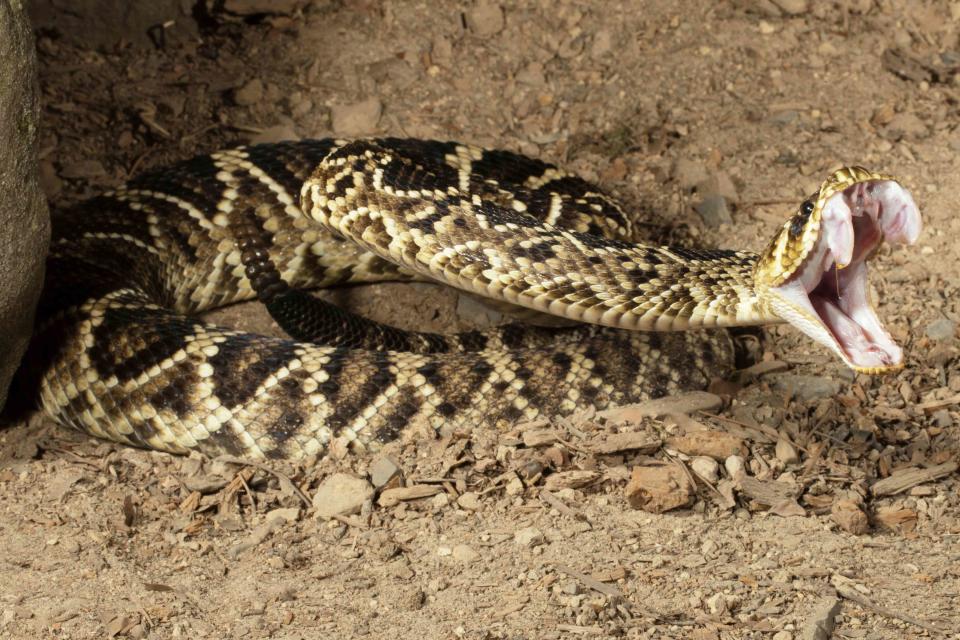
576;246;780;332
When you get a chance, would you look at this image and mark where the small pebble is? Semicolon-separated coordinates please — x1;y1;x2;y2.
457;491;482;511
771;0;808;15
452;544;480;564
369;456;403;489
725;455;746;480
925;317;956;342
694;194;732;227
673;158;708;190
465;1;504;37
312;473;373;518
232;78;264;106
691;456;719;483
775;439;799;465
331;97;382;136
514;527;545;547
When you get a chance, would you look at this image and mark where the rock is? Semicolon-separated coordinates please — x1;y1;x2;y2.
697;171;740;204
770;374;842;402
925;317;956;341
514;527;545;547
505;475;525;496
266;507;300;524
772;631;793;640
798;597;841;640
666;431;748;460
771;0;808;15
691;456;719;483
694;194;733;227
0;2;49;411
465;1;504;37
331;97;382;136
452;544;480;564
223;0;307;15
312;473;373;518
368;456;403;489
456;491;482;511
232;79;264;107
725;455;746;480
775;439;799;465
59;159;107;180
673;158;709;190
830;499;869;535
625;463;694;513
882;112;928;141
249;120;300;145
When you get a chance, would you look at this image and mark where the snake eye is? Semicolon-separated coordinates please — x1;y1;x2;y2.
801;200;815;216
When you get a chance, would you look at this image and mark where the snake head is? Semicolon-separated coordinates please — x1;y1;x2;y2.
754;166;922;373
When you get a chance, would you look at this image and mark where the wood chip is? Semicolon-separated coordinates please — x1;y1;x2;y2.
522;428;562;447
914;393;960;413
543;470;601;491
596;391;722;422
591;566;628;582
378;484;442;507
624;462;694;513
830;500;869;535
869;461;957;496
590;431;661;454
666;431;747;460
874;507;918;533
736;476;800;508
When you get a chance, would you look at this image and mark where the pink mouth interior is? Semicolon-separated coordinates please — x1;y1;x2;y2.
775;180;922;369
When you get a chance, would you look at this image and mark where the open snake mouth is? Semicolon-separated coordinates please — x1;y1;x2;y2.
770;179;922;372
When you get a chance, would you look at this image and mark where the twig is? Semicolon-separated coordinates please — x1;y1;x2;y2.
835;584;949;635
539;489;587;522
554;564;622;598
215;455;312;506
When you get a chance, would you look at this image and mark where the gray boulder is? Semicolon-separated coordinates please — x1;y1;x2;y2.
0;1;49;410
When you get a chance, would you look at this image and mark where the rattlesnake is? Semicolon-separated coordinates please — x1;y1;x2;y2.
22;138;921;460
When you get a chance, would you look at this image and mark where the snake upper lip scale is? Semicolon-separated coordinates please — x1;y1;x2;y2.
759;167;922;374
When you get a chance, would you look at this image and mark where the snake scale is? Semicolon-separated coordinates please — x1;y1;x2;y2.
21;138;922;460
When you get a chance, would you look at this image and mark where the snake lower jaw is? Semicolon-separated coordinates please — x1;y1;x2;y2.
765;177;922;373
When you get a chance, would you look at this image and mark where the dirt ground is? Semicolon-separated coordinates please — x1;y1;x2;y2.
2;1;959;638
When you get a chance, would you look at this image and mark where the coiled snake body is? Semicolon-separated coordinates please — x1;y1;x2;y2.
23;139;922;460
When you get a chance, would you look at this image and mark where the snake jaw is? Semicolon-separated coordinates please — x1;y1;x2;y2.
766;175;922;373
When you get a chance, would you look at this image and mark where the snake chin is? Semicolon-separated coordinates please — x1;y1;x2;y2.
772;179;922;372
